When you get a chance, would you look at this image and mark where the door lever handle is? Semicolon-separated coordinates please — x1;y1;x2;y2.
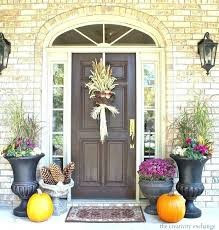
129;119;135;149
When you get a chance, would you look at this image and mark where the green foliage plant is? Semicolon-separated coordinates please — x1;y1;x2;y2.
1;100;42;157
172;94;214;160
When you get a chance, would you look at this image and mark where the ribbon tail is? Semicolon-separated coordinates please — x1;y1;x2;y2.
100;106;108;143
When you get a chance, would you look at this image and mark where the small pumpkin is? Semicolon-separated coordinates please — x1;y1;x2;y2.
27;189;53;222
157;193;185;223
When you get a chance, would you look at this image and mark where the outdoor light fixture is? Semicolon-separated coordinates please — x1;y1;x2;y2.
0;32;11;75
198;32;218;75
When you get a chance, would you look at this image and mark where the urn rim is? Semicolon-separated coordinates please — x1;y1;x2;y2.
4;153;45;160
170;153;210;162
139;177;173;184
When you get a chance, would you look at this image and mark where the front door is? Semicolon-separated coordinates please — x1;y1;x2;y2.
71;53;136;198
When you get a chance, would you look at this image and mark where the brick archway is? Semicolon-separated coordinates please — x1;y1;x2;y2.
34;5;172;79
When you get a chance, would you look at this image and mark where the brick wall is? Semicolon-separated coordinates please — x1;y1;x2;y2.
0;0;219;208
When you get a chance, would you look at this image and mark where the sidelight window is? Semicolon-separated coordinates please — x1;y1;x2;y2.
51;64;64;169
144;63;156;159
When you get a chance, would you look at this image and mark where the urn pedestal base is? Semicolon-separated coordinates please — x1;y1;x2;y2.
52;197;68;216
139;179;173;215
144;198;157;215
176;181;204;218
39;179;74;216
13;199;28;217
171;154;208;219
185;200;201;218
11;181;39;217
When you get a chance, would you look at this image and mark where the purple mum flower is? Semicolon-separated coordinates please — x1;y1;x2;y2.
138;158;176;181
186;138;192;145
194;144;208;155
25;139;36;149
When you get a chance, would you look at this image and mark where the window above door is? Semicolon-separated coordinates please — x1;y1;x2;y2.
52;24;156;47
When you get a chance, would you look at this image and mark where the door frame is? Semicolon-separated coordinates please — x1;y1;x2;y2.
43;46;165;200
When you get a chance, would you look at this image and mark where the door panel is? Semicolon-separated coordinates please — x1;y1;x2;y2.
81;140;101;184
105;141;127;184
81;88;98;129
107;87;126;129
71;53;136;198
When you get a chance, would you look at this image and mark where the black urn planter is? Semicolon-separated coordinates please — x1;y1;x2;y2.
170;154;208;218
139;179;173;215
5;153;44;217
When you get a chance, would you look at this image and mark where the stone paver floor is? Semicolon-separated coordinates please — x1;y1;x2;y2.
0;202;218;230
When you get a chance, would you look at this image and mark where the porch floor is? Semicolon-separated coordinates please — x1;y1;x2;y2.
0;200;218;229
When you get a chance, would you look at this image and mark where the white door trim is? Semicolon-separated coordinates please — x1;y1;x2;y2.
44;47;165;200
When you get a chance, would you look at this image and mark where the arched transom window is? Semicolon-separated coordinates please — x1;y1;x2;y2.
52;24;156;46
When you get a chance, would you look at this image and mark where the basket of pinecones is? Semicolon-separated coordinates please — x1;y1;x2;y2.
40;162;75;185
39;162;75;216
39;162;75;196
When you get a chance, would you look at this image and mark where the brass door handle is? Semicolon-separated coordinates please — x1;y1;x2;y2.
129;119;135;149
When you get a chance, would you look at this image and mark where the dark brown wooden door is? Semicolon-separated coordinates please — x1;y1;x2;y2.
71;53;136;199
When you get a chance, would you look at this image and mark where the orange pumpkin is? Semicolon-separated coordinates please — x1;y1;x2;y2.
157;193;185;223
27;189;53;222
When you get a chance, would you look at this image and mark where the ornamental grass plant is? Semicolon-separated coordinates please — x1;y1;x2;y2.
1;100;42;157
172;94;214;160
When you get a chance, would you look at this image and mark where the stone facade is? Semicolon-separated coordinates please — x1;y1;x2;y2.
0;0;219;208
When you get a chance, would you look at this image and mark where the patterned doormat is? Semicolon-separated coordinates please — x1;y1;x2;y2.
65;205;146;223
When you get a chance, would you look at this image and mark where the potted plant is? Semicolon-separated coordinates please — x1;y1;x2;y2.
0;100;44;217
39;162;75;216
170;95;214;218
138;158;176;215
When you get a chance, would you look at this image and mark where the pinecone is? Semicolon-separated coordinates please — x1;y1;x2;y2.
49;163;65;183
40;167;56;185
63;162;75;184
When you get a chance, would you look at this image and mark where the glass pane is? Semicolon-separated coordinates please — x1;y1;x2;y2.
3;55;8;67
52;157;63;170
52;134;63;156
144;88;155;108
52;29;95;46
144;64;155;86
53;111;63;132
53;64;64;85
77;24;103;43
144;110;155;132
3;46;10;66
105;24;130;44
205;46;212;65
144;133;155;157
0;46;3;63
113;29;155;45
213;46;217;65
53;87;63;108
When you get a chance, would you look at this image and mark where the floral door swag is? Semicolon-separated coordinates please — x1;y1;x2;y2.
85;59;119;143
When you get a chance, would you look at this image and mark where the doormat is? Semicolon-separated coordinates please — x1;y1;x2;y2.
65;205;146;223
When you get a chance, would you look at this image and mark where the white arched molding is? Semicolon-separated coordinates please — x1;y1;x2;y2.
44;15;166;48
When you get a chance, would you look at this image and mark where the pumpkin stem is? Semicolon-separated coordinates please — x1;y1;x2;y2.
169;184;175;196
169;191;175;196
37;188;43;195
